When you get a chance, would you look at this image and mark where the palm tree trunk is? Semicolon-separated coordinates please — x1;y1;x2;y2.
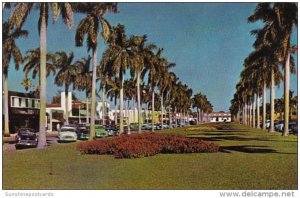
4;74;10;136
86;96;89;124
38;5;47;148
114;97;117;125
252;96;255;128
245;104;247;125
249;102;252;127
161;93;164;130
65;86;69;125
119;77;124;134
262;81;266;130
196;108;199;125
174;107;177;127
237;106;240;124
89;46;98;141
283;51;290;136
256;92;260;129
168;104;171;128
102;85;105;126
269;68;275;132
137;72;141;133
132;97;136;123
127;100;131;134
151;90;155;132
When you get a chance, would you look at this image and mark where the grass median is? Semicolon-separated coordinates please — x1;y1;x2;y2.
3;122;297;189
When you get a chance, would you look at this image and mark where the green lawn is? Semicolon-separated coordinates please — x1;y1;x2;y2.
3;123;297;190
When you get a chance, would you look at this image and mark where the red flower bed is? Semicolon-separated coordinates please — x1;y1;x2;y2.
77;133;219;159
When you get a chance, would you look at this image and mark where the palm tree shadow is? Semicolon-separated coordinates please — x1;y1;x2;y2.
219;145;296;154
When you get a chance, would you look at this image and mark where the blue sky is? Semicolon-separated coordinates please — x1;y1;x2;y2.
3;3;298;112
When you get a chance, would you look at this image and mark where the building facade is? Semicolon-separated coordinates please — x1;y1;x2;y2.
209;111;231;122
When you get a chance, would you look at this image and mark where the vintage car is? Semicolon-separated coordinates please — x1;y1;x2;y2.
15;128;38;149
105;125;119;136
77;127;90;140
95;125;108;138
58;126;77;142
76;124;90;140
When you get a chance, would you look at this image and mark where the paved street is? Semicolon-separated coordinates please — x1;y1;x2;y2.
3;132;59;152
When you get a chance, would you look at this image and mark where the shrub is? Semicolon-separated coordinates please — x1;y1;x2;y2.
77;133;219;159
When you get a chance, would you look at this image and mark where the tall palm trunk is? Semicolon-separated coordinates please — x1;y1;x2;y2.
119;77;124;134
237;106;240;123
256;92;260;129
114;96;117;125
252;96;255;128
196;108;199;125
4;74;10;136
242;105;245;124
161;93;164;130
269;68;275;132
244;104;247;125
283;51;290;136
38;6;47;148
151;90;155;132
132;97;136;123
89;47;98;141
168;104;171;128
174;107;177;127
65;86;69;125
137;72;141;133
127;100;131;134
249;102;252;127
262;81;266;130
86;96;89;124
102;85;106;126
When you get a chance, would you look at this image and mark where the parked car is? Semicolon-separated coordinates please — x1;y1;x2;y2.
130;123;139;131
274;120;284;132
105;125;119;136
142;123;152;130
58;126;77;142
290;122;298;135
15;128;38;149
275;120;297;133
77;127;90;140
95;125;108;138
266;120;271;129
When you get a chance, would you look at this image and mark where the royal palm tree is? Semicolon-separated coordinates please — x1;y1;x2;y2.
2;21;28;136
248;2;297;135
54;51;78;125
75;3;118;139
130;35;156;132
101;24;131;134
23;48;57;79
8;2;74;148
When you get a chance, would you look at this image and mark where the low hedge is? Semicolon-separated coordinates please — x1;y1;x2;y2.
77;133;219;159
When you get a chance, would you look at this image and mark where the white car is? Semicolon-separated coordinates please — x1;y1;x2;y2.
58;126;77;142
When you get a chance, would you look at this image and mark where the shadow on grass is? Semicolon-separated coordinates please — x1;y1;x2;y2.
190;135;266;142
219;145;296;154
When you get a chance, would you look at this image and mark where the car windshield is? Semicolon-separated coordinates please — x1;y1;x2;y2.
61;128;75;132
19;128;35;133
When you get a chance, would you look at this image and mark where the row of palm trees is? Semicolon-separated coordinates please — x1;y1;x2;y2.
230;3;297;136
3;3;214;147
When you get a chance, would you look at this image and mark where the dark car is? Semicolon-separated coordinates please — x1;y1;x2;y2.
289;122;297;135
105;125;119;136
15;128;38;149
77;127;90;140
